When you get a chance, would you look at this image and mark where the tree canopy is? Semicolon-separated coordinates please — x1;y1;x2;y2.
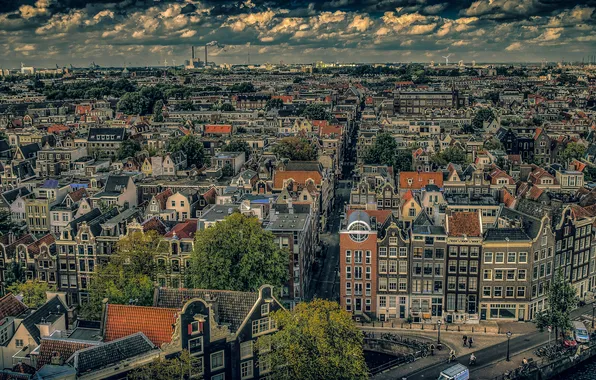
431;146;468;166
229;82;255;93
535;268;577;339
129;351;192;380
363;132;412;172
79;231;167;320
272;137;318;161
187;213;288;292
471;108;495;130
257;299;367;380
8;280;53;308
117;139;142;160
301;104;331;121
152;99;164;122
116;92;152;115
561;142;586;163
167;134;205;168
266;98;284;111
0;210;18;236
222;140;251;157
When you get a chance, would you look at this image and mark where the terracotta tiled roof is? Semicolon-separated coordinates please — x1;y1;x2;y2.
164;219;197;239
273;170;323;190
312;120;328;128
399;172;443;190
571;159;586;172
205;124;232;134
154;188;174;210
26;234;56;258
319;124;342;137
48;124;69;134
68;188;88;203
0;293;27;319
501;189;515;208
448;212;481;237
272;95;293;103
347;209;393;225
104;304;179;346
37;338;96;369
142;217;168;235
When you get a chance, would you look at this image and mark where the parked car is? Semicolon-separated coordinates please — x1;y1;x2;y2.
573;321;590;344
562;334;577;348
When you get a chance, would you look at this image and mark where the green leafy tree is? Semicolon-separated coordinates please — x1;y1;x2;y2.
301;104;330;121
257;299;367;380
484;138;504;151
0;210;18;236
222;140;251;157
152;100;164;122
187;213;288;292
363;132;397;167
167;134;205;168
394;149;413;172
8;280;53;308
272;137;318;161
80;231;167;320
560;142;586;163
117;139;142;160
129;351;192;380
229;82;255;93
266;98;284;111
535;268;577;341
471;108;495;130
220;103;235;112
117;92;151;115
221;163;234;177
4;262;25;289
431;146;468;166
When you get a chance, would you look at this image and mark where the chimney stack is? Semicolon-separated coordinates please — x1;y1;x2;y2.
192;46;195;60
205;45;208;66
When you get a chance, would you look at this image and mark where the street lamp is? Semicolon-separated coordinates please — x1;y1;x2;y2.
506;331;512;361
437;320;442;344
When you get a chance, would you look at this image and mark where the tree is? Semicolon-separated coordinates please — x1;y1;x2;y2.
117;92;151;115
0;210;18;236
363;132;403;168
220;103;235;112
152;100;164;122
167;134;205;168
471;108;495;130
394;149;413;172
431;146;468;166
117;139;142;160
8;280;53;308
301;104;330;121
272;137;318;161
222;140;251;157
4;262;25;289
175;100;195;111
266;98;284;111
535;268;577;341
229;82;255;93
129;351;192;380
221;163;234;177
257;299;367;380
187;213;288;292
561;142;586;164
484;138;504;151
79;231;167;320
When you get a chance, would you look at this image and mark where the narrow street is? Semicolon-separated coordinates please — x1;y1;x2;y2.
308;114;360;301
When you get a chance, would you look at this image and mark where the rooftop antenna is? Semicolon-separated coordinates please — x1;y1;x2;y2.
442;54;452;66
248;42;251;65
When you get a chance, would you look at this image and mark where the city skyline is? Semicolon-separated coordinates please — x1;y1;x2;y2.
0;0;595;67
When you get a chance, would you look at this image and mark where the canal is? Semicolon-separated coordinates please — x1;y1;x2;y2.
551;355;596;379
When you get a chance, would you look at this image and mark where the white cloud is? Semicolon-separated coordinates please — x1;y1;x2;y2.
180;29;196;38
348;15;372;32
505;42;522;51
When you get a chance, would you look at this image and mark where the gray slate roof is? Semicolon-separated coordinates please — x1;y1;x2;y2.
155;288;259;332
22;296;67;345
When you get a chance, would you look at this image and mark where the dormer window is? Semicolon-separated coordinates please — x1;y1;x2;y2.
81;233;88;241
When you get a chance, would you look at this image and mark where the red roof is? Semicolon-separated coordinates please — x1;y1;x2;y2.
399;172;443;190
165;219;198;239
448;212;481;237
319;124;342;137
104;304;179;346
272;95;293;103
347;209;392;225
48;124;69;134
205;125;232;134
0;293;27;319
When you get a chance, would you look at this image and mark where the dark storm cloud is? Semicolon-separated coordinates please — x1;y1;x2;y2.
0;0;595;66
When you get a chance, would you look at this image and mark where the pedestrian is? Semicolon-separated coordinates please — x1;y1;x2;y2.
462;335;468;347
468;336;473;348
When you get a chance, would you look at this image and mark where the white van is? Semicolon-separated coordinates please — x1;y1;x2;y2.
437;364;469;380
573;321;590;343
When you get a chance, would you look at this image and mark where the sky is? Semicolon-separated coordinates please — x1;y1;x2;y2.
0;0;595;68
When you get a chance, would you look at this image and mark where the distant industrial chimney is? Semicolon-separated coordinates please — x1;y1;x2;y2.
192;46;195;60
205;45;208;66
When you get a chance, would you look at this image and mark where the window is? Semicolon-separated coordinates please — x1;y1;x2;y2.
507;252;516;263
16;339;23;348
241;360;253;379
517;287;526;298
518;270;526;280
495;270;504;280
399;278;407;291
346;282;352;295
399;261;407;274
483;287;491;297
365;251;371;264
483;269;492;280
346;267;352;279
379;260;387;273
379;247;387;257
494;286;503;297
495;252;504;263
380;296;387;308
190;321;202;335
212;375;224;380
211;351;225;371
189;337;204;355
484;252;493;264
261;304;270;316
354;251;363;264
346;250;351;264
252;317;275;336
399;247;408;257
506;270;515;281
506;286;514;297
519;252;528;263
240;341;253;359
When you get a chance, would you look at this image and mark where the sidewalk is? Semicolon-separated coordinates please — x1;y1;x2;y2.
471;344;542;380
368;329;509;379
